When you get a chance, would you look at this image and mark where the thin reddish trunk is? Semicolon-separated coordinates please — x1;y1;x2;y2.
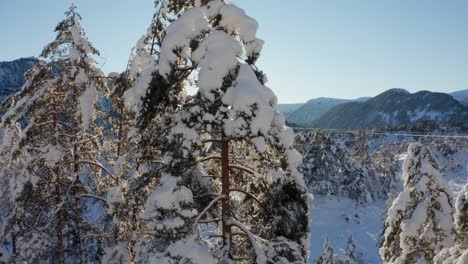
74;143;87;263
117;103;124;157
55;169;65;264
221;134;231;254
53;100;65;264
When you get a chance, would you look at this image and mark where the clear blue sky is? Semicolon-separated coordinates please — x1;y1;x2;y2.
1;0;467;103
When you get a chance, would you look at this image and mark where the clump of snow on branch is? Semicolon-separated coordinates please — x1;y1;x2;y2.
144;174;197;231
123;36;157;114
77;85;98;130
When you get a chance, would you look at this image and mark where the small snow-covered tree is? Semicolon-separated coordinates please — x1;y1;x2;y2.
351;130;381;201
379;142;455;264
373;139;401;196
299;131;348;196
0;5;108;263
345;235;365;264
346;235;357;261
317;237;334;264
434;183;468;264
351;130;370;165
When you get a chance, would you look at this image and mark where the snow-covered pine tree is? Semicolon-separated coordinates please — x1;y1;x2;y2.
130;1;309;263
351;130;380;201
317;237;334;264
434;183;468;264
345;234;366;264
379;142;455;264
346;235;357;261
351;130;370;165
299;130;349;196
340;165;373;205
298;130;372;204
102;1;196;262
373;139;401;197
0;5;109;263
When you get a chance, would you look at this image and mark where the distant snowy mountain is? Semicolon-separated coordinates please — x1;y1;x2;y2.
314;89;468;129
0;58;37;103
286;97;370;127
450;89;468;105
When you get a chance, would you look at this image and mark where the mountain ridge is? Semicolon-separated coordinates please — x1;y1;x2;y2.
312;89;468;129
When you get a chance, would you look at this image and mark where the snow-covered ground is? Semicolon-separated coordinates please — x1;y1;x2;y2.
310;196;386;263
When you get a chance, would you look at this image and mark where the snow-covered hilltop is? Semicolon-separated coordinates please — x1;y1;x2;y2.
285;97;369;127
282;89;468;129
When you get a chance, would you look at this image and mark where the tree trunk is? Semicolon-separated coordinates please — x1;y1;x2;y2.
221;133;231;257
74;141;87;263
12;215;16;257
52;99;65;264
117;102;124;157
55;169;65;264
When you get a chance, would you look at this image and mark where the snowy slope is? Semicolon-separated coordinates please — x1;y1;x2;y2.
286;97;369;127
310;197;386;263
450;89;468;105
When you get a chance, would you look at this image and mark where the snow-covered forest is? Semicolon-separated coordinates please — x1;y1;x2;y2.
0;0;467;263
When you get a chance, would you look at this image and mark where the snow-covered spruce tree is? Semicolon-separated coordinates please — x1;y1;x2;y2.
0;5;109;263
373;139;401;197
317;237;334;264
130;1;309;263
434;183;468;264
379;142;455;264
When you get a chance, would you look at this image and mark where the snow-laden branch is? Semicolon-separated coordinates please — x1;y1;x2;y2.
228;219;267;264
34;120;73;129
193;195;226;227
76;133;102;145
76;160;117;180
197;156;222;163
201;139;225;144
229;188;264;207
229;164;257;175
79;193;108;204
229;164;272;198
